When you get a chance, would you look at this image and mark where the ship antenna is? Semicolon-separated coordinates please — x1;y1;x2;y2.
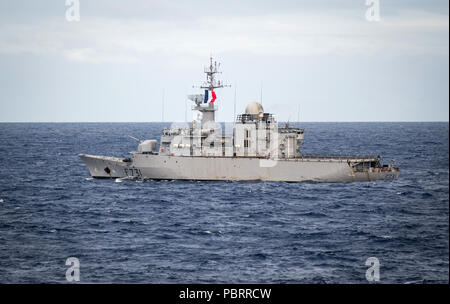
161;88;165;122
191;56;231;125
260;81;263;106
233;84;237;123
185;97;187;123
199;56;230;91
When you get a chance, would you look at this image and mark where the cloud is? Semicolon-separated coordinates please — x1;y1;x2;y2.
62;48;139;64
0;9;448;63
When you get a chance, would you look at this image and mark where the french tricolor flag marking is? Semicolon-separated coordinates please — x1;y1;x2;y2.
204;90;217;103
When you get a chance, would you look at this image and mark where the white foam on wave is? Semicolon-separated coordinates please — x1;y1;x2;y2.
115;176;137;183
93;229;108;233
404;279;425;284
0;199;4;203
85;177;94;181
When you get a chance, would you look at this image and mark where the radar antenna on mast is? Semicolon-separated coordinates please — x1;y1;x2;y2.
199;56;231;91
190;56;230;125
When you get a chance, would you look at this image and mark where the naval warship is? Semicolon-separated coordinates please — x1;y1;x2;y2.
80;58;400;182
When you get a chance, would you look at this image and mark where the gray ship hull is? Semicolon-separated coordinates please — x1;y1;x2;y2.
79;154;400;182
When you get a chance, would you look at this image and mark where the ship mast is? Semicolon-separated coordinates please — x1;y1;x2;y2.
201;56;225;91
191;57;229;126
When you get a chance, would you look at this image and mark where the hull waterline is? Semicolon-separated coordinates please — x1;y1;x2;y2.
79;153;400;183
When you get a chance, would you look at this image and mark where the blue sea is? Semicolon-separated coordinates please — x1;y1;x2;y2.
0;122;448;283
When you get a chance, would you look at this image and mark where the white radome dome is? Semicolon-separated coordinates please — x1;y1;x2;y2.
245;102;264;117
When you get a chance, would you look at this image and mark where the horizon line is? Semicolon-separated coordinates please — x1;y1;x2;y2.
0;121;448;123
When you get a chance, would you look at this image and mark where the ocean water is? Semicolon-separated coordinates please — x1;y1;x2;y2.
0;122;448;284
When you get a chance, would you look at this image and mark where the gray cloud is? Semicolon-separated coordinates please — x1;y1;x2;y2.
0;0;448;122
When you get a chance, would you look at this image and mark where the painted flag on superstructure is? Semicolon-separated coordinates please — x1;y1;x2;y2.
203;90;216;103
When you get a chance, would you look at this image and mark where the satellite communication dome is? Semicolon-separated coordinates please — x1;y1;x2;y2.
245;102;264;117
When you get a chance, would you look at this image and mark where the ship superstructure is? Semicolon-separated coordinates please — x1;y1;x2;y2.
80;58;400;182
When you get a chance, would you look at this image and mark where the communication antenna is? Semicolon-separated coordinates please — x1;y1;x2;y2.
191;56;230;125
260;81;263;105
185;95;187;123
162;88;165;122
233;84;237;123
194;56;231;91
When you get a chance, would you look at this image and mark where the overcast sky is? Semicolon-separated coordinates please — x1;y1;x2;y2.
0;0;448;122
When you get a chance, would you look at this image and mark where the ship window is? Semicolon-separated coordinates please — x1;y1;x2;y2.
245;129;250;138
244;139;249;148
